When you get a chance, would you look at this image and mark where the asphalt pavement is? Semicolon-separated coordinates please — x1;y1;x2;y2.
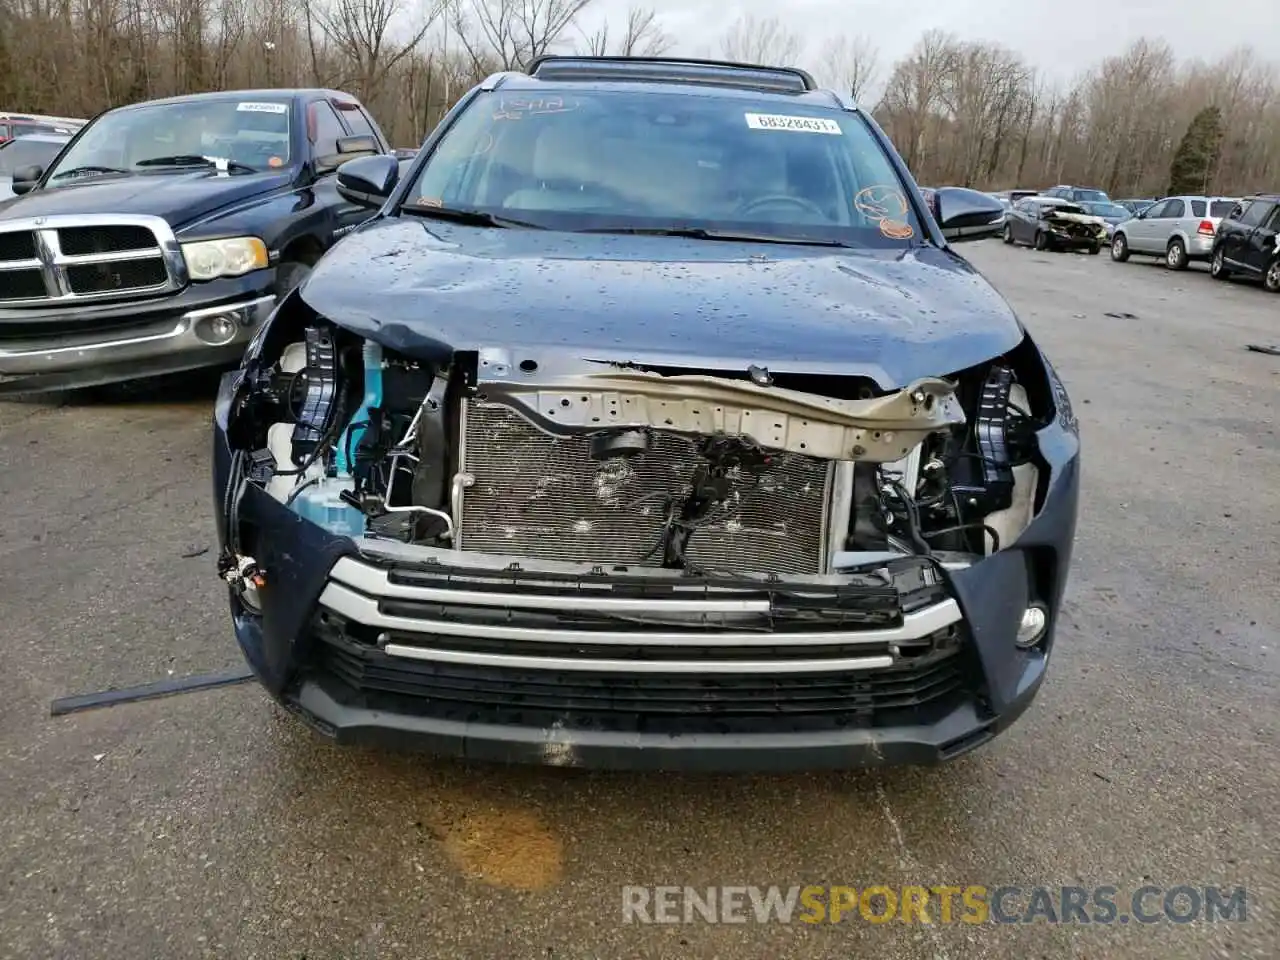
1;241;1276;959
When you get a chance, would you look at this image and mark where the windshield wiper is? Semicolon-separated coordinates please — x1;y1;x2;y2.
399;204;546;229
49;165;130;181
577;226;854;247
134;155;257;173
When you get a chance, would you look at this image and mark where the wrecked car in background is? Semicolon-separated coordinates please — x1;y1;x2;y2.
1003;195;1107;254
212;56;1081;771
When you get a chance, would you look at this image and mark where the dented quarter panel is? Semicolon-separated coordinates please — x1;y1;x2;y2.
294;216;1026;388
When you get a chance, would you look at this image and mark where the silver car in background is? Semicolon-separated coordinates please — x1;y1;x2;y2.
0;132;71;201
1109;194;1240;270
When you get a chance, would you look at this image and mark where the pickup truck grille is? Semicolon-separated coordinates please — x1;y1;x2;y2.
0;214;183;306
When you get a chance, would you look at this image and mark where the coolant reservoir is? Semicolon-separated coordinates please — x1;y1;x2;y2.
288;478;366;538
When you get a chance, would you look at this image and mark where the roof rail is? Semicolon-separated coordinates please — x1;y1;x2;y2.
525;56;817;94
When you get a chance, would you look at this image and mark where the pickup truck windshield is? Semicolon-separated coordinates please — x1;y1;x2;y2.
404;89;924;247
43;98;292;186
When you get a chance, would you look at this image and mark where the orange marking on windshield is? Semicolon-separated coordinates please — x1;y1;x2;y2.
879;218;914;240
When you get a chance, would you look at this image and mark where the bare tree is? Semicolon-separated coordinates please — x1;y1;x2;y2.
719;14;802;67
820;34;879;102
452;0;592;71
2;9;1279;195
878;30;957;172
578;4;669;57
308;0;443;99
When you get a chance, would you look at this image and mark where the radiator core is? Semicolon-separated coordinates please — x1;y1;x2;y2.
456;399;834;575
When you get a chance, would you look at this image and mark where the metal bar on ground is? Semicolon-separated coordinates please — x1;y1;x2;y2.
49;666;255;717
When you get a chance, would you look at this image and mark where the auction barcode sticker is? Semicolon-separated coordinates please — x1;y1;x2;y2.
237;102;289;114
744;113;842;134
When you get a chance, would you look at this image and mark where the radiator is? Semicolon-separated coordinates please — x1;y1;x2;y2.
456;399;834;576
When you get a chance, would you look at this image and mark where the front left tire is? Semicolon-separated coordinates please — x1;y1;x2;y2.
1210;247;1231;280
1265;258;1280;293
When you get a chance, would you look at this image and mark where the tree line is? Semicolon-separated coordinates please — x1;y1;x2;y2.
1;0;1276;197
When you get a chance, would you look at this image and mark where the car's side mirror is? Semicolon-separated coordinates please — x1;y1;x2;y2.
933;186;1005;242
10;164;43;195
316;134;380;175
336;154;400;208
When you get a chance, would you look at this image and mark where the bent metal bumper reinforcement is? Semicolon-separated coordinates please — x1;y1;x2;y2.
475;353;966;462
316;556;965;674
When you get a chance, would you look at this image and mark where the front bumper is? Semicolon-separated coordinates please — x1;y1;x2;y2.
1048;229;1105;249
0;271;276;395
212;360;1080;770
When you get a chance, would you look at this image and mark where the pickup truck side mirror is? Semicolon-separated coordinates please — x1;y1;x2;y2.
336;154;400;209
11;164;43;195
316;135;380;175
933;186;1005;243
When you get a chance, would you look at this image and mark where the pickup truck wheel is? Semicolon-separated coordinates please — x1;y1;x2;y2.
1210;248;1230;280
1265;258;1280;293
1165;238;1188;270
274;261;312;299
1111;233;1129;261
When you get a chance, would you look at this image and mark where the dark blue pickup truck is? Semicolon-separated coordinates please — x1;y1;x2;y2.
0;88;402;395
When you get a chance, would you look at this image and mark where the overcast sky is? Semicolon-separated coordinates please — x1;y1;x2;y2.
573;0;1280;93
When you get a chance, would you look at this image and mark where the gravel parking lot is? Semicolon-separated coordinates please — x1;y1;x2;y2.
1;241;1276;960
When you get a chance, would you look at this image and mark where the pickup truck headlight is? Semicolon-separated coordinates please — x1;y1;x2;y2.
182;237;269;281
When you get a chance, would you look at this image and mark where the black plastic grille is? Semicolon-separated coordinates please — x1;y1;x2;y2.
65;257;167;294
57;225;156;255
0;230;36;261
309;628;974;735
0;269;45;301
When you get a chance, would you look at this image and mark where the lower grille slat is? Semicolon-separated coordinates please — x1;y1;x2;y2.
458;400;833;575
313;633;972;732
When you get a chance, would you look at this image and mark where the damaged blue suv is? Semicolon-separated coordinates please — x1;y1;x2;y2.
212;56;1080;771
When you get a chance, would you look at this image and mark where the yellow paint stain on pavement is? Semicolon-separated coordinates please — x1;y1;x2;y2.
438;803;565;891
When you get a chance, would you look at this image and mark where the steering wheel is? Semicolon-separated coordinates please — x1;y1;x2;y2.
521;177;652;214
735;194;828;220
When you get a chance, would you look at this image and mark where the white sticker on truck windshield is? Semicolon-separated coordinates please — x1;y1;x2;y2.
744;113;842;134
237;102;288;114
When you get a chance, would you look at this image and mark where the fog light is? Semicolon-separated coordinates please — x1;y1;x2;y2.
1015;603;1048;648
195;313;239;346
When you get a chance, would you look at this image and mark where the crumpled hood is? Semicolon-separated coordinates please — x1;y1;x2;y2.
1047;210;1107;227
298;215;1027;388
0;170;293;232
